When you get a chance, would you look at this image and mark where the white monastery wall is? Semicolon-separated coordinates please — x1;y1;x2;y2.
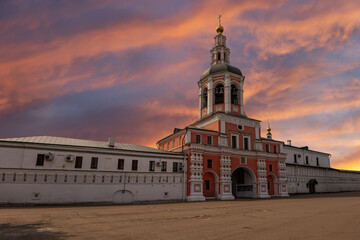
0;144;186;204
283;145;330;168
286;164;360;194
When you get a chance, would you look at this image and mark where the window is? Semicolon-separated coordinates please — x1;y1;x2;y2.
172;139;175;148
173;162;178;172
91;157;98;169
207;159;213;168
204;180;210;190
244;137;249;150
305;156;309;165
294;154;297;163
207;136;212;145
232;135;237;149
316;157;319;166
274;145;277;153
266;144;270;153
214;84;224;104
149;161;155;171
196;134;201;144
267;181;271;190
217;52;221;61
75;156;83;169
118;159;124;170
36;154;45;166
161;161;167;172
202;88;208;109
269;164;273;172
231;84;239;105
132;160;138;171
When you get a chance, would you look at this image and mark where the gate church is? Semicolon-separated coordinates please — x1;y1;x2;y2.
1;19;360;205
157;19;288;200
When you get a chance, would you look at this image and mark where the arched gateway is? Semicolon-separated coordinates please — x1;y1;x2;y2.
232;167;256;198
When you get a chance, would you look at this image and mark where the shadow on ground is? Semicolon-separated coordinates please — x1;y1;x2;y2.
0;223;70;240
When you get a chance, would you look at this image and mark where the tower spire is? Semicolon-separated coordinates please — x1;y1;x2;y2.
216;14;224;35
211;16;229;65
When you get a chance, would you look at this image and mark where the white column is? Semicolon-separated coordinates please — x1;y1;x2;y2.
207;78;213;115
198;87;202;119
218;155;234;200
186;153;206;202
277;160;289;197
224;74;231;113
257;159;270;198
240;76;245;115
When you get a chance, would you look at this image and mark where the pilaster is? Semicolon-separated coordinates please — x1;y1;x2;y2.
240;76;245;115
186;152;206;201
218;155;234;200
207;78;213;115
277;161;289;197
257;159;270;198
198;87;202;119
224;74;231;113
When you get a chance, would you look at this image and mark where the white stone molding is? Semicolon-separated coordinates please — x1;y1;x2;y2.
257;159;270;198
240;76;245;115
224;74;231;113
277;160;289;196
185;131;191;145
207;78;213;115
218;155;234;200
186;152;205;201
198;87;202;119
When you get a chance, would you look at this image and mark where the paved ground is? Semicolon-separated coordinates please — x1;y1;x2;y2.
1;192;360;240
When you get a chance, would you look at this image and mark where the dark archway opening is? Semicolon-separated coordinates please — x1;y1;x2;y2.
231;167;255;198
214;84;224;104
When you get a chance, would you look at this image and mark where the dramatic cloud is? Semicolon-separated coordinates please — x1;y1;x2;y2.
0;0;360;170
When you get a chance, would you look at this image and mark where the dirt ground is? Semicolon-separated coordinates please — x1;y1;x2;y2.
0;192;359;240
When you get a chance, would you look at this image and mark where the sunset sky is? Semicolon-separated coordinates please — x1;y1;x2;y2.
1;0;360;170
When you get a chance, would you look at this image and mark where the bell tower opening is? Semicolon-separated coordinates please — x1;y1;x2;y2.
214;84;224;104
231;84;239;105
202;88;208;109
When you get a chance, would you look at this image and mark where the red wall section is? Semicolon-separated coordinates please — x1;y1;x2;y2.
191;132;219;147
201;121;220;132
225;122;256;150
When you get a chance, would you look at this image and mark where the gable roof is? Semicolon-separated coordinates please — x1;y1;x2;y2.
0;136;180;155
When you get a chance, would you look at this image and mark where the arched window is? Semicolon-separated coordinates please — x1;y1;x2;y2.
217;52;221;61
231;84;239;105
214;84;224;104
202;88;208;109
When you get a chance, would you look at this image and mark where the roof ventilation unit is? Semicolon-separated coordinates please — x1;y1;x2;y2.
108;138;115;147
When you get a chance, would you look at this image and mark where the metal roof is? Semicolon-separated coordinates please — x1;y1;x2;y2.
200;63;242;80
0;136;179;155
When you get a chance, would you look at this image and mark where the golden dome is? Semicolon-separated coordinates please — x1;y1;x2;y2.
267;123;271;132
216;24;224;35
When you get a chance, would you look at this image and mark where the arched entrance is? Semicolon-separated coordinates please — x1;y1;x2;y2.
113;190;133;204
232;167;256;198
267;175;275;196
308;179;318;193
203;172;217;198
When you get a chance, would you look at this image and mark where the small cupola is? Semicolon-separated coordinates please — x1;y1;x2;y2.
266;123;272;139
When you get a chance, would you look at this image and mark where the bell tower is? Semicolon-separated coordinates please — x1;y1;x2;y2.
198;17;245;119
